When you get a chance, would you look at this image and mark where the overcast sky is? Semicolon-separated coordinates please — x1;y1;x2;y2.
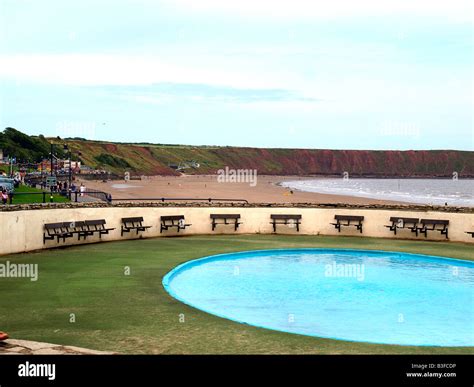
0;0;472;150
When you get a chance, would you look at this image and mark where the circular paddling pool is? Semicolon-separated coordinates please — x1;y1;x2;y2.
163;249;474;346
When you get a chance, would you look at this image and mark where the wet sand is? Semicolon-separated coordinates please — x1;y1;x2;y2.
81;175;407;205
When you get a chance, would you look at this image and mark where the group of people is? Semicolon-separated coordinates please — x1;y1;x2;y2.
37;181;87;196
0;171;22;188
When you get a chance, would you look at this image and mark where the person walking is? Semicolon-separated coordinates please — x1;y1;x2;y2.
1;189;8;204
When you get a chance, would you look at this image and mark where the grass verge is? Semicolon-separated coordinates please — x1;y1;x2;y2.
0;234;472;354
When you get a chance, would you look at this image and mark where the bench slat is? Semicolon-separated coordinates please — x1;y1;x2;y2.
161;215;185;221
270;214;302;220
122;217;144;223
334;215;364;221
420;219;449;225
389;217;419;223
210;214;241;219
44;223;65;230
85;219;107;226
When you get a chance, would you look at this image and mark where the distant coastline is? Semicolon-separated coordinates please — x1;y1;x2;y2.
279;178;474;207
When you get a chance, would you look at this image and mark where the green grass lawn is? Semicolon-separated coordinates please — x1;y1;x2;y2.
10;185;70;204
0;235;472;354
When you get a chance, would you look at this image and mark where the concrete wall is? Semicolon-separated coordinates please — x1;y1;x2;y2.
0;205;473;255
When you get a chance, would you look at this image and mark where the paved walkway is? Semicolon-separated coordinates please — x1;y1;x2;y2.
0;339;115;355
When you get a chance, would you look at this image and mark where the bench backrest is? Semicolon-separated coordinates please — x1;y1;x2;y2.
85;219;107;226
270;214;302;220
44;223;65;231
161;215;185;222
85;219;107;230
63;221;86;230
122;217;144;224
335;215;364;221
389;217;419;224
210;214;241;219
420;219;449;226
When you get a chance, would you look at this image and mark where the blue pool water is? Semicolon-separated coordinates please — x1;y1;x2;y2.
163;249;474;346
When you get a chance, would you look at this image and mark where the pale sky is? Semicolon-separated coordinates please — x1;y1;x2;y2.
0;0;472;150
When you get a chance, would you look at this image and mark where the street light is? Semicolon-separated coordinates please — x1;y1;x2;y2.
63;144;82;199
63;144;71;198
50;143;54;177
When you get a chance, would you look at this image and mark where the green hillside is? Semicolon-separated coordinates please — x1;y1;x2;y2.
1;128;473;177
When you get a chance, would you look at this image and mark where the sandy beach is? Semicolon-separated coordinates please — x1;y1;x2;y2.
81;175;408;205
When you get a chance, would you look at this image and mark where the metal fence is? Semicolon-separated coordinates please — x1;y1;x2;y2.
109;197;249;204
4;191;248;205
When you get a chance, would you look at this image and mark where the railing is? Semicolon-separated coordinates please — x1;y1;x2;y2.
4;191;248;205
109;197;249;204
5;190;111;204
82;189;110;202
6;191;65;204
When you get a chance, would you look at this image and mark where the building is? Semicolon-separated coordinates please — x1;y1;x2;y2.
63;160;81;171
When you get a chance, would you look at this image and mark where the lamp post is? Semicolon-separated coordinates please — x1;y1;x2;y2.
50;143;54;177
63;144;71;198
40;156;44;189
63;144;81;199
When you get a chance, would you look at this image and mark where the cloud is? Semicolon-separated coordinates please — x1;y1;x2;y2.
163;0;473;23
0;53;292;89
105;83;321;105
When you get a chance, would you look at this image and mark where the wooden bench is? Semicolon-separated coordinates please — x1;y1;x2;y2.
64;221;91;241
85;219;115;239
210;214;241;231
160;215;191;233
121;217;152;236
43;222;74;243
418;219;449;239
466;231;474;238
270;214;302;232
385;217;419;236
331;215;364;233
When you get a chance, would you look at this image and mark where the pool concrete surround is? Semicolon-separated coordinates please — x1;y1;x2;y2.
1;202;473;255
